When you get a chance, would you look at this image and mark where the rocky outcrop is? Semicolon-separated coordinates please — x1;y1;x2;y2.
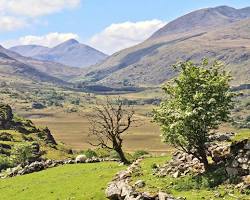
37;127;57;145
106;159;178;200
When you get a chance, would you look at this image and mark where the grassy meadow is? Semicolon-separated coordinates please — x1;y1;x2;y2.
0;162;125;200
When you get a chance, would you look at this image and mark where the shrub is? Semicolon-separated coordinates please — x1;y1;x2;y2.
0;155;13;170
109;150;120;159
94;148;111;158
172;166;228;191
11;143;36;165
133;150;149;159
84;149;97;158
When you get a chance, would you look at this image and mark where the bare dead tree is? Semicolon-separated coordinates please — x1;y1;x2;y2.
87;97;135;164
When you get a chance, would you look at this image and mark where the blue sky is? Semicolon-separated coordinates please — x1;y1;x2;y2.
0;0;249;54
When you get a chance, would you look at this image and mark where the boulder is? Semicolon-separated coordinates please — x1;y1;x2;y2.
106;182;121;200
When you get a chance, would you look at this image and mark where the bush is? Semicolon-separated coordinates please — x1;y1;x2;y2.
172;166;228;191
0;155;13;170
11;143;36;165
93;148;111;158
84;149;97;158
109;150;120;159
133;150;149;159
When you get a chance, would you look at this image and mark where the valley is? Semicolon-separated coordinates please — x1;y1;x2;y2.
0;3;250;200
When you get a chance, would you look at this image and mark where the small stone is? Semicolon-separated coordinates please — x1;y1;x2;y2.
135;180;145;188
173;171;180;178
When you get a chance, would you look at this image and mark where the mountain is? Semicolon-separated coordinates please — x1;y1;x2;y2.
84;6;250;87
2;45;84;81
10;45;50;57
150;6;250;40
0;46;69;86
10;39;108;68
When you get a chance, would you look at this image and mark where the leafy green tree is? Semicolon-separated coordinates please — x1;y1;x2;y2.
153;60;235;170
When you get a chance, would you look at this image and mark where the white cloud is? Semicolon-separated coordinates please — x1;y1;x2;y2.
0;0;80;17
5;0;80;17
2;32;79;48
0;0;81;32
87;20;167;54
0;16;26;31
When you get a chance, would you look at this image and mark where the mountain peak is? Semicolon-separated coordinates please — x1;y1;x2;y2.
149;6;250;40
62;39;79;46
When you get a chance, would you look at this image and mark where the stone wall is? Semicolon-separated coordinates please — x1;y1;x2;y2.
106;159;179;200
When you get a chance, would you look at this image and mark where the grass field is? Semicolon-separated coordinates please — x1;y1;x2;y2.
0;162;125;200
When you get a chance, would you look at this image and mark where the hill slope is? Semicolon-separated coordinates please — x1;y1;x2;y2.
150;6;250;39
0;49;70;86
9;45;50;57
10;39;108;68
1;45;83;82
84;6;250;87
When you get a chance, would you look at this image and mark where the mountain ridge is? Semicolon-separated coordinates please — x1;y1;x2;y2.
10;39;108;68
83;6;250;87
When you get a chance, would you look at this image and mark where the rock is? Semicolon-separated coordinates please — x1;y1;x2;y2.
106;182;121;200
75;155;87;163
121;183;133;197
244;141;250;150
173;171;180;178
226;167;239;177
135;180;145;188
158;192;170;200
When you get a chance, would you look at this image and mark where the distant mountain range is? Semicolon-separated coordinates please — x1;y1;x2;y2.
1;6;250;91
84;6;250;87
0;45;70;86
10;39;108;68
0;44;85;87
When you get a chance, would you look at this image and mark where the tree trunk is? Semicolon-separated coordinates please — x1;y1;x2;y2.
198;148;210;171
115;146;129;164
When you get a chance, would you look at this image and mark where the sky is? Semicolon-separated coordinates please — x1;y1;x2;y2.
0;0;249;54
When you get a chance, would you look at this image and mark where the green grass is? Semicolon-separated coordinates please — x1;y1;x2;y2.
233;129;250;141
131;157;250;200
0;162;125;200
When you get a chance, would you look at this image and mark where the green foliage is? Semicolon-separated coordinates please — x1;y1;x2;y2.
84;149;98;158
0;155;13;170
0;104;13;128
11;143;36;164
154;60;235;166
172;167;227;191
94;148;111;158
133;150;149;159
109;150;120;159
